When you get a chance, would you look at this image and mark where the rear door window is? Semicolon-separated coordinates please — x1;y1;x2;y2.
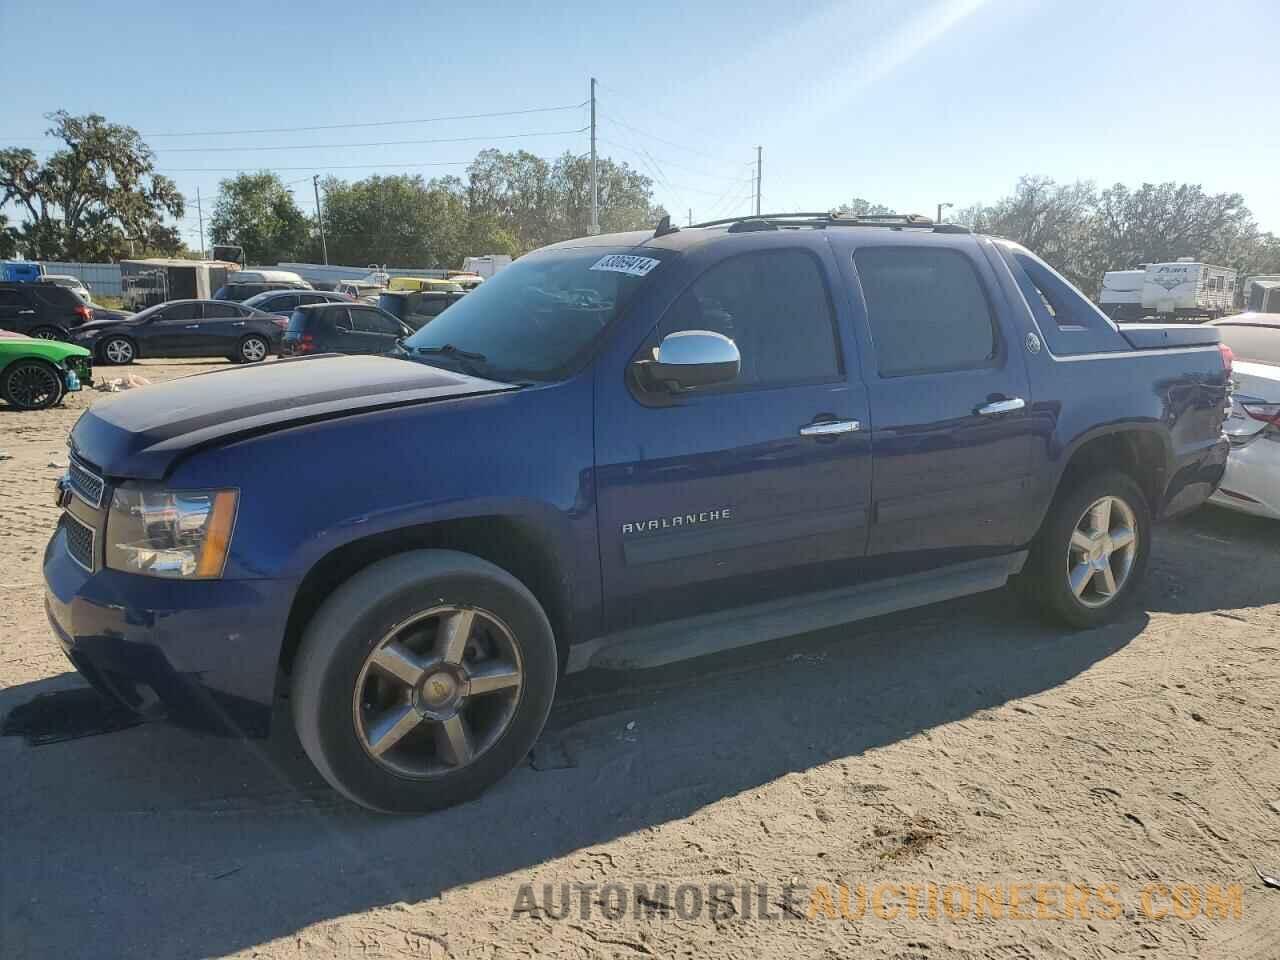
351;308;400;335
853;247;998;377
204;302;241;318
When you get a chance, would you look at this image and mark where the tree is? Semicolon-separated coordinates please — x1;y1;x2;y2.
833;198;893;218
0;111;183;261
0;212;18;259
209;172;311;265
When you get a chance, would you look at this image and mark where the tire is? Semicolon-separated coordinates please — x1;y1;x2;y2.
2;359;65;410
99;335;136;365
238;335;269;363
1019;471;1151;629
291;550;558;814
29;326;64;341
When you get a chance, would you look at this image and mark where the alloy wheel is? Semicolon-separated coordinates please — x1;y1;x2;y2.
1066;496;1138;608
7;363;61;408
104;338;134;364
352;605;524;778
241;337;267;362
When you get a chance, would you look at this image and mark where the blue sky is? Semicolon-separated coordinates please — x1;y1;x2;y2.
3;0;1278;251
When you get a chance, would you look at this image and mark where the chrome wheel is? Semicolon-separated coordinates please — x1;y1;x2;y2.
1067;496;1138;608
104;338;134;364
240;337;267;362
352;605;524;778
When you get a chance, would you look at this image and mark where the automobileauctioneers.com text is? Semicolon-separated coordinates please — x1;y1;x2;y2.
512;880;1244;923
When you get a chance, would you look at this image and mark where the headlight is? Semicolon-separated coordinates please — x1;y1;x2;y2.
105;488;238;578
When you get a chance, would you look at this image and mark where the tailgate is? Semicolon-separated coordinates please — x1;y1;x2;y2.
1119;324;1221;350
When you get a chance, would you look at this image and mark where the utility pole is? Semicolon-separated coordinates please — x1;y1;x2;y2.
196;187;205;259
687;208;692;227
936;201;953;224
589;77;599;235
755;146;762;216
313;174;329;265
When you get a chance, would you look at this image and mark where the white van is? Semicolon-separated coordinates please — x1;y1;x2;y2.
232;269;308;285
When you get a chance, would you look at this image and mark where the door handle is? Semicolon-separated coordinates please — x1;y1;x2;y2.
799;419;861;437
19;309;35;315
185;324;199;329
976;397;1026;416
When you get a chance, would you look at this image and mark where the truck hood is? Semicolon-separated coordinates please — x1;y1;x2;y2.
70;354;516;480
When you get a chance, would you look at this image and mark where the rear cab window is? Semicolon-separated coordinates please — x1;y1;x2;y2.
853;246;998;377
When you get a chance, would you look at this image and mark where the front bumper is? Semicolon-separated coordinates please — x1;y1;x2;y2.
43;519;294;736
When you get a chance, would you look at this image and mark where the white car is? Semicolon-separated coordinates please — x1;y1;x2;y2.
1208;314;1280;519
43;273;93;304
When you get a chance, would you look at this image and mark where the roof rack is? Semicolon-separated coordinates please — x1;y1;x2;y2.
688;212;970;235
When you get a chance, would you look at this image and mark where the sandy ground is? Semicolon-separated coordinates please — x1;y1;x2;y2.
1;359;1278;959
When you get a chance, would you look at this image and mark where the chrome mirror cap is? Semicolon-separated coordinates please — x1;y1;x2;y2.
645;330;740;391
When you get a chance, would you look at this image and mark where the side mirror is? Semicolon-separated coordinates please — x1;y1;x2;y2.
635;330;740;392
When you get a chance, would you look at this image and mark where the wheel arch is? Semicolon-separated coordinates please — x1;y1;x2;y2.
1053;425;1171;517
276;514;575;695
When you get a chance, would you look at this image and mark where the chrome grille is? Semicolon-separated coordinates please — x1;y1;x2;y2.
68;458;104;508
64;513;96;572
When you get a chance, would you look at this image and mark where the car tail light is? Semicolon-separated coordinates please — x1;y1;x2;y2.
271;318;288;329
1242;402;1280;427
298;333;316;353
1219;343;1234;375
74;304;92;322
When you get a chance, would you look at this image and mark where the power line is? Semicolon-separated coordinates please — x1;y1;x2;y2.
0;103;587;142
598;112;735;166
597;137;752;188
153;126;588;154
159;160;478;173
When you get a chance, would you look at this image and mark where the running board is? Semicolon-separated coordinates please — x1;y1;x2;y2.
566;552;1027;673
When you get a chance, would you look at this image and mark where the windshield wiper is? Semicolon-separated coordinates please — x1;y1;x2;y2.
414;344;487;361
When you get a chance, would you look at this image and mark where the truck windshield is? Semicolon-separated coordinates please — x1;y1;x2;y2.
400;247;665;382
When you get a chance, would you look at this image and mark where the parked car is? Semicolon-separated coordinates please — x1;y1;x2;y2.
280;302;411;357
44;213;1231;813
0;281;94;339
0;331;92;410
1207;314;1280;519
242;289;353;317
70;299;283;364
43;274;93;304
0;259;45;282
214;272;312;302
335;280;384;301
377;289;465;330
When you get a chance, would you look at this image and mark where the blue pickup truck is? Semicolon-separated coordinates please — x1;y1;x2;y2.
44;214;1231;812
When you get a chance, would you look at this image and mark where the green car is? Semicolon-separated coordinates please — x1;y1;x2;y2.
0;333;93;410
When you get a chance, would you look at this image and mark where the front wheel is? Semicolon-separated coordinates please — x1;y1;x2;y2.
2;359;65;410
291;550;558;814
1020;471;1151;628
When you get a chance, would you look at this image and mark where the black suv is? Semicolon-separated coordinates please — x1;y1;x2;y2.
378;289;465;330
0;282;94;339
280;302;411;356
242;290;353;316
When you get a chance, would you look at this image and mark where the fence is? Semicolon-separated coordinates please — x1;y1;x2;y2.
35;260;449;299
40;261;123;297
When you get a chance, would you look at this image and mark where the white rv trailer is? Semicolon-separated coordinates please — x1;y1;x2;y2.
1140;258;1236;320
1099;269;1146;322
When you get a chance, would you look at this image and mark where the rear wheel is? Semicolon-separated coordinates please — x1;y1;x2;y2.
99;336;136;365
1020;471;1151;628
2;359;65;410
238;335;269;363
29;326;63;341
291;550;557;813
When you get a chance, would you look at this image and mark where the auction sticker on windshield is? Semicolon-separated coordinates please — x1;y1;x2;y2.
590;254;661;277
